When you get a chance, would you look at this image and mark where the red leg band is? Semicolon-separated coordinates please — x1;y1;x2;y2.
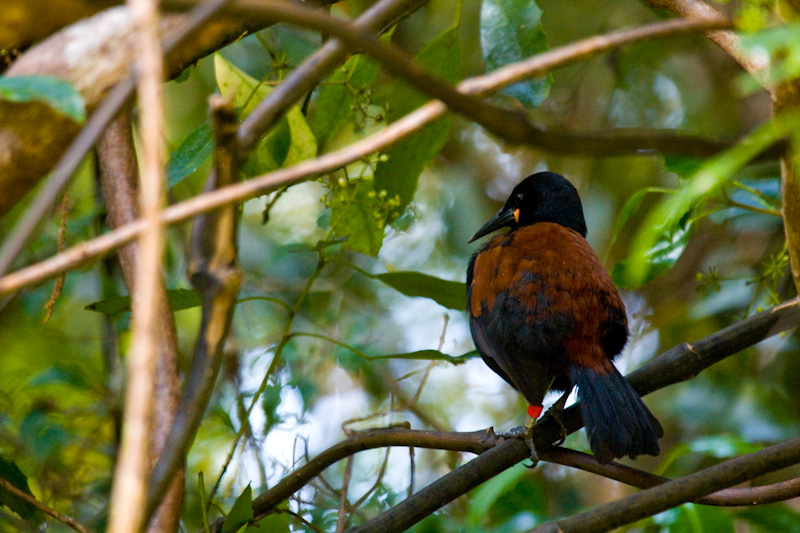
527;405;543;418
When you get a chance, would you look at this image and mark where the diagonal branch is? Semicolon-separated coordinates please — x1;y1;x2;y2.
343;299;800;533
0;475;89;533
237;0;430;153
0;17;762;296
545;446;800;507
534;436;800;532
143;96;243;525
164;0;736;157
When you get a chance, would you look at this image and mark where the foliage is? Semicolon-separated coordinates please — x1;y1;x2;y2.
2;0;800;531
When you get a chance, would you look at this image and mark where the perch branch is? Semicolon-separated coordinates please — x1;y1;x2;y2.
0;475;89;533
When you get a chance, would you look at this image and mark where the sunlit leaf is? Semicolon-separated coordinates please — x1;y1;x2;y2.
85;289;201;315
166;120;213;189
612;205;693;289
308;54;382;149
221;484;253;533
652;503;734;533
623;113;800;287
467;464;531;527
371;349;476;364
0;75;86;123
0;457;45;528
373;25;461;217
214;54;317;177
480;0;551;108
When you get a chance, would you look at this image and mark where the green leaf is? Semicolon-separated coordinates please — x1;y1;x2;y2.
737;505;800;532
480;0;551;108
375;271;466;310
623;112;800;287
370;349;477;364
331;179;384;256
214;54;317;177
308;54;381;149
738;22;800;88
606;187;676;256
166;120;213;189
373;26;461;216
612;206;692;289
0;75;86;123
85;289;201;315
221;484;253;533
0;456;45;528
652;503;735;533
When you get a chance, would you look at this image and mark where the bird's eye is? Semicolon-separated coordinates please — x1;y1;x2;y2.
513;193;524;205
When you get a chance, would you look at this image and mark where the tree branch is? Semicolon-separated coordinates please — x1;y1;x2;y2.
165;0;736;158
97;112;184;531
534;436;800;532
0;17;760;296
0;0;239;277
237;0;430;154
0;475;89;533
143;96;243;526
545;446;800;507
342;300;800;533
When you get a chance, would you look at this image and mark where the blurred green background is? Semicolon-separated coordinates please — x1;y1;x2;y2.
1;0;799;530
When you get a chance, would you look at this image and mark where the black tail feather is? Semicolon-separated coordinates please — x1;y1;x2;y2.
570;364;663;464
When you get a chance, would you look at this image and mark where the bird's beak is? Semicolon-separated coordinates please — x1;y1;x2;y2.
469;207;518;243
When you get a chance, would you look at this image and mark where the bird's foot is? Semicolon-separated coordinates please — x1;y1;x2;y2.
496;425;527;439
544;389;571;445
523;418;539;468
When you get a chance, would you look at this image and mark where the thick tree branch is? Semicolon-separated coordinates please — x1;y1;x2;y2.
107;0;166;529
0;17;761;296
545;447;800;507
97;112;185;531
343;300;800;533
143;96;243;526
534;436;800;532
0;0;239;277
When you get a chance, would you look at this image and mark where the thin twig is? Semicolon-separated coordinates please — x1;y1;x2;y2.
0;475;89;533
108;0;165;530
337;456;355;533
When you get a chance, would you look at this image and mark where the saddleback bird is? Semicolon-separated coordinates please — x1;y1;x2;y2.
467;172;663;464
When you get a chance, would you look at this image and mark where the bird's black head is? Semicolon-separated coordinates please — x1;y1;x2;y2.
469;172;587;242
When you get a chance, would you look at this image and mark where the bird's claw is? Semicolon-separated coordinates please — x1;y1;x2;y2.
544;407;568;445
523;423;539;468
496;425;527;439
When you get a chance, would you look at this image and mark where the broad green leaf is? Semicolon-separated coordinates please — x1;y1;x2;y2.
0;75;86;123
480;0;551;108
0;457;45;528
606;187;676;256
331;179;384;256
663;154;704;177
221;484;253;533
308;54;382;149
29;365;89;389
214;54;317;177
623;113;800;287
612;207;692;289
375;271;466;310
85;289;201;315
248;511;290;532
373;26;461;217
166;120;213;189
